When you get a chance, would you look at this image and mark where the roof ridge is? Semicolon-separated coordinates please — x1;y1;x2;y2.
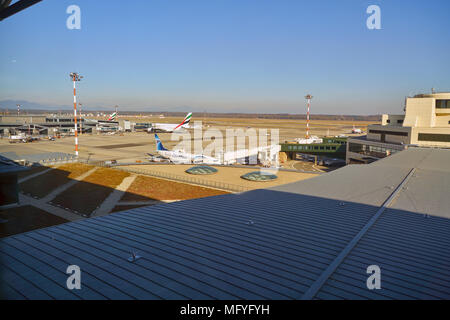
300;168;417;300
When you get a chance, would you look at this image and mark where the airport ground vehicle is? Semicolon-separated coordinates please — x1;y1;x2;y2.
9;134;31;143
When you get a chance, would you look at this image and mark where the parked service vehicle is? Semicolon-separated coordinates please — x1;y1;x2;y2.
123;120;132;132
324;158;346;166
9;134;30;143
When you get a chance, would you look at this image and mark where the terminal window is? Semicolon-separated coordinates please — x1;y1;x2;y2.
369;129;408;136
349;143;399;157
436;99;450;109
418;133;450;142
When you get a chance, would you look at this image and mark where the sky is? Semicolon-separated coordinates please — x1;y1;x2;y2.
0;0;449;114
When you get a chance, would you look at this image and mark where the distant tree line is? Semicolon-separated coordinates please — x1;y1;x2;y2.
12;109;381;121
126;112;381;121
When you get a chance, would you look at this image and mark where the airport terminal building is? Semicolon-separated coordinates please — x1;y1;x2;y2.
347;92;450;164
0;115;122;136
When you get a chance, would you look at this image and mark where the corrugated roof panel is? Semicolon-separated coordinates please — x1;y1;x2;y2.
0;262;54;300
0;240;103;300
2;235;135;299
1;189;377;299
371;148;450;173
23;231;186;299
0;282;26;300
270;165;411;207
389;168;450;218
316;208;450;300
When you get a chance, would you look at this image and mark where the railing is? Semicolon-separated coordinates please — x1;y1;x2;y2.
78;158;321;174
114;166;251;193
75;159;321;192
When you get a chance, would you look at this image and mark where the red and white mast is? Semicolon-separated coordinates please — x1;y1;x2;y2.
78;103;82;135
70;72;83;156
305;94;313;139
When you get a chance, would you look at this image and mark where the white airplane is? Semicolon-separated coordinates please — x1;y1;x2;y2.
351;125;363;134
153;134;280;166
148;112;193;133
84;110;119;126
153;134;221;165
106;111;118;121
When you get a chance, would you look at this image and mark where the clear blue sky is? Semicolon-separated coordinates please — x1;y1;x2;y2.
0;0;449;114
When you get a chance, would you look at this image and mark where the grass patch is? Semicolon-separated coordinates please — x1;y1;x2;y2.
51;167;130;216
121;175;229;202
19;163;94;199
0;205;68;238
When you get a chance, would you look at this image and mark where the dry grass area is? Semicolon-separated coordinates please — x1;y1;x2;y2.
0;205;68;238
81;167;130;187
121;175;229;201
51;167;130;216
57;163;95;178
124;164;318;190
19;163;94;198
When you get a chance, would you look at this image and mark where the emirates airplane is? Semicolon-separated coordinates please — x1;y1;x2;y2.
147;113;193;133
106;111;118;121
152;134;221;165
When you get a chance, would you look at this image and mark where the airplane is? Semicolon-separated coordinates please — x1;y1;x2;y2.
84;110;119;126
147;112;194;133
351;125;363;134
107;111;117;121
152;133;221;165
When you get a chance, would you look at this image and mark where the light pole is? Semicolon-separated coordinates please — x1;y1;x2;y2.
305;94;313;139
70;72;83;156
79;103;82;135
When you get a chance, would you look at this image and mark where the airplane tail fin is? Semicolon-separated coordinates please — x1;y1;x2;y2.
108;112;117;121
154;134;167;151
173;112;192;131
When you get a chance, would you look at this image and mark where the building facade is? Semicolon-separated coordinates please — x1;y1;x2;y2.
347;92;450;164
0;115;122;135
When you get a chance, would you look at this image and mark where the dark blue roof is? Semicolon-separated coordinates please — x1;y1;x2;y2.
0;155;28;175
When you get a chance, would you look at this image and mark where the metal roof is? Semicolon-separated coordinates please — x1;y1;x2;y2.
316;208;450;300
1;147;449;299
0;154;28;175
271;148;450;217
